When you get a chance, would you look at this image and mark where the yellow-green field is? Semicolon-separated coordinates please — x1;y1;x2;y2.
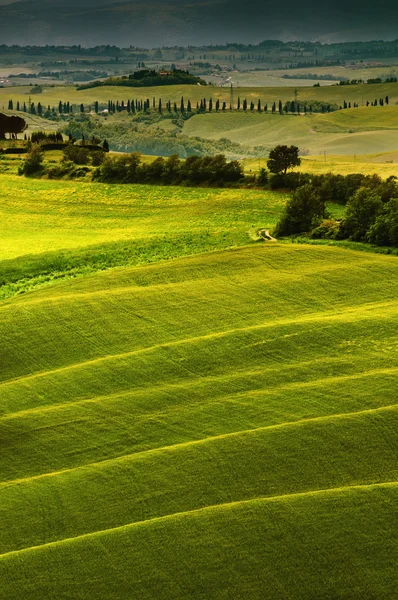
244;151;398;177
0;173;397;598
183;106;398;155
1;81;398;108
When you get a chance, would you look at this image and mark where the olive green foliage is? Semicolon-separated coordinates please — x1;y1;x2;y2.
344;187;383;241
63;144;105;166
369;198;398;246
274;184;323;236
274;174;398;246
18;143;44;175
267;144;301;174
95;152;244;186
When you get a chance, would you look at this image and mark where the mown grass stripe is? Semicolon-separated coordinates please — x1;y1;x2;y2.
1;298;397;389
0;480;396;560
2;363;398;420
1;403;396;489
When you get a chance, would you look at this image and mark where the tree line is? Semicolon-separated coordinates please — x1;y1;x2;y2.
275;168;398;247
7;94;392;120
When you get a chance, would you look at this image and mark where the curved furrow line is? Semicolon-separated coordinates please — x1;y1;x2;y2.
1;298;397;389
1;403;397;489
2;362;397;421
0;253;389;311
1;480;396;560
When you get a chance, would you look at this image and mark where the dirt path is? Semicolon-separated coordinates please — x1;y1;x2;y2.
257;229;277;242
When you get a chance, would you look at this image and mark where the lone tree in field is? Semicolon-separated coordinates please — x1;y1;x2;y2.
267;145;301;174
0;113;27;140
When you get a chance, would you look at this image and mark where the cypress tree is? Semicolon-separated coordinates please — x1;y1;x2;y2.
180;96;185;113
187;99;192;113
58;101;63;114
209;98;213;112
80;103;85;113
16;101;20;111
215;99;220;111
158;98;162;113
257;99;261;112
37;102;42;116
237;97;241;110
278;100;283;114
272;102;276;113
243;98;247;111
8;99;13;110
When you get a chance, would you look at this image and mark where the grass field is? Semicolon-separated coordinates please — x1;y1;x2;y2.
244;151;398;177
2;81;398;108
0;174;290;299
183;106;398;155
0;231;397;597
1;169;398;597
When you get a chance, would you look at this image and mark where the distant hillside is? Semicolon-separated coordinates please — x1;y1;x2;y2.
79;69;207;90
0;0;398;46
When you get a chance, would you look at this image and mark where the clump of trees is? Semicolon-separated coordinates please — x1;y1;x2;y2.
18;144;44;175
94;153;244;186
78;69;207;90
63;144;105;166
274;169;398;247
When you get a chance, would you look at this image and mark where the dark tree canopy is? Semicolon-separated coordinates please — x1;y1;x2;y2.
0;113;27;139
267;145;301;174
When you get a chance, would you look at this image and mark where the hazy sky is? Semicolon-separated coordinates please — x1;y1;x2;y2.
0;0;397;46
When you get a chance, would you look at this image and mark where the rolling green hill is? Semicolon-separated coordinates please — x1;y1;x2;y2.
1;171;397;597
183;106;398;155
0;241;397;598
1;81;398;109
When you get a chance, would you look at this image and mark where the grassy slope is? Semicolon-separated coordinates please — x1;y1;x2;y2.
244;151;398;177
0;175;287;262
0;174;290;301
2;81;398;107
183;106;398;155
0;243;397;598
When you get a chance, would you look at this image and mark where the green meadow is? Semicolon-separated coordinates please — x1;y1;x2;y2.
0;150;398;596
183;105;398;155
1;80;398;108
